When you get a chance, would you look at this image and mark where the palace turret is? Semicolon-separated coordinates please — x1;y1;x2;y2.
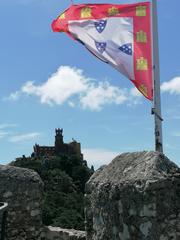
33;128;83;159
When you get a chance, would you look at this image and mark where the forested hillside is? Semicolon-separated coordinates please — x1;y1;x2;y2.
11;155;94;230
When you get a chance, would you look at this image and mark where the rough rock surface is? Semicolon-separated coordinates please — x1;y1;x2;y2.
45;226;86;240
0;165;43;240
85;151;180;240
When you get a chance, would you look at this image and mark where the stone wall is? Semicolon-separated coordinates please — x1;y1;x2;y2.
44;226;86;240
0;164;86;240
1;151;180;240
0;165;43;240
85;151;180;240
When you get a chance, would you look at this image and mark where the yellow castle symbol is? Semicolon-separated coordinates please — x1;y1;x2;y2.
136;6;147;17
139;84;148;97
108;7;119;16
58;12;65;19
136;31;147;43
137;57;148;71
81;7;92;18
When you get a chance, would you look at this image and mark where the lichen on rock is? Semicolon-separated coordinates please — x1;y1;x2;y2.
85;151;180;240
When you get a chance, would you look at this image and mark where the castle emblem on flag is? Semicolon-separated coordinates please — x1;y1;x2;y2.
137;57;148;70
81;7;92;18
52;2;152;100
59;12;65;19
139;84;148;97
108;7;119;16
119;43;132;55
94;20;107;33
95;41;107;53
136;31;147;43
136;6;147;17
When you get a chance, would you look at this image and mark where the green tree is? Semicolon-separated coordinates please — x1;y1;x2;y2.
11;154;93;230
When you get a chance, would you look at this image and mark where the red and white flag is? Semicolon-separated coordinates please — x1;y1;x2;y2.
52;2;153;100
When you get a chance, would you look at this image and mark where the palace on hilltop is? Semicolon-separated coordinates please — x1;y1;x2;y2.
33;128;83;159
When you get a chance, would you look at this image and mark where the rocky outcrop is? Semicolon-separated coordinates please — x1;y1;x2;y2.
0;165;43;240
85;151;180;240
44;226;86;240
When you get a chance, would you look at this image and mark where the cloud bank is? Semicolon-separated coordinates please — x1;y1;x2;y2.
83;148;119;169
8;66;142;111
161;77;180;94
0;131;9;139
0;122;41;143
9;132;41;143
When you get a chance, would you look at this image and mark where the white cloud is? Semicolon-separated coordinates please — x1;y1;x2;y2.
80;81;127;111
0;123;18;130
0;131;9;139
161;77;180;94
171;132;180;137
21;66;88;106
68;101;76;108
8;66;143;111
6;91;21;101
130;87;142;98
83;148;119;169
9;132;41;143
0;124;18;139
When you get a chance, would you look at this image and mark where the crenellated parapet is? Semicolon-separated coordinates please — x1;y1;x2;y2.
85;151;180;240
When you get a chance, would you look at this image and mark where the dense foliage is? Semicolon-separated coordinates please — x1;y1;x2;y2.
12;155;93;230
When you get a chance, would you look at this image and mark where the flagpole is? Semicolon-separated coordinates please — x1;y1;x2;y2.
151;0;163;153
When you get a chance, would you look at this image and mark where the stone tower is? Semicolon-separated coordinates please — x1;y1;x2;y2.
55;128;64;153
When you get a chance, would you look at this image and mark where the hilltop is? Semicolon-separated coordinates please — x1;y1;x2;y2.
10;129;94;230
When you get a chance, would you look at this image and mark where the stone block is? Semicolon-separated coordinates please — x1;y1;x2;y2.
0;165;44;240
85;151;180;240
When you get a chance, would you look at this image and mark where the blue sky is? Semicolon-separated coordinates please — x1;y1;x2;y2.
0;0;180;168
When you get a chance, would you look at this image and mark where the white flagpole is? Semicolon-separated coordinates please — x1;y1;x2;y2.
151;0;163;153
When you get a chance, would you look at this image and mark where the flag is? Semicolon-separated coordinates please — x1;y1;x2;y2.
52;2;153;100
